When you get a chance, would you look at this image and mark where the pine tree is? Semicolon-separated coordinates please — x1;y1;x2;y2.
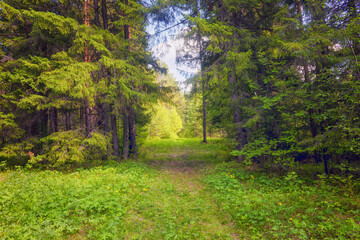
0;0;161;167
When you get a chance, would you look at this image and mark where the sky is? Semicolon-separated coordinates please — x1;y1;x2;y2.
146;16;199;91
150;37;198;90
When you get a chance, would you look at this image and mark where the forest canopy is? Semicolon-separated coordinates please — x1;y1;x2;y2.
0;0;360;174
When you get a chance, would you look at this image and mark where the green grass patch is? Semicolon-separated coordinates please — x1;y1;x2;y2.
0;162;157;239
205;161;360;239
141;138;229;163
1;138;359;239
0;146;235;239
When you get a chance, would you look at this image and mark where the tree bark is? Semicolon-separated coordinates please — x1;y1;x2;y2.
124;0;130;44
217;0;247;152
202;74;207;143
102;0;108;30
101;102;110;132
84;0;90;61
198;27;207;143
296;0;303;23
128;106;137;157
65;111;71;131
40;109;48;137
123;0;135;157
323;151;329;174
94;0;100;27
110;108;119;157
218;0;226;21
85;98;91;136
84;0;91;137
50;107;58;133
80;107;84;130
110;74;119;156
122;108;129;159
229;71;247;153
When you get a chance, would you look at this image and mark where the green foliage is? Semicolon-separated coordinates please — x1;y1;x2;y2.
36;131;108;169
184;0;360;173
234;133;301;168
0;137;232;239
82;132;109;162
0;162;156;239
141;138;229;163
40;62;98;104
205;162;360;239
0;0;161;165
39;131;84;167
147;101;183;139
0;138;39;166
146;69;185;139
1;138;359;239
183;93;203;138
0;112;24;143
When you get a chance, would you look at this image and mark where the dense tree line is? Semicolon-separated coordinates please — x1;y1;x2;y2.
1;0;359;174
0;0;171;168
183;0;360;174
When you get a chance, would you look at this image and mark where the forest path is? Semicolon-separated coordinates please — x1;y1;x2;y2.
129;138;239;239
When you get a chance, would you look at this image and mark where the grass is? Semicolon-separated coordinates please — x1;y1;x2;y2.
205;162;360;239
0;138;236;239
141;138;228;162
1;138;359;239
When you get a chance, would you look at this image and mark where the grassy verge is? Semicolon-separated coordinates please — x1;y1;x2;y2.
1;138;359;239
141;138;228;163
0;138;236;239
0;162;156;239
205;161;360;239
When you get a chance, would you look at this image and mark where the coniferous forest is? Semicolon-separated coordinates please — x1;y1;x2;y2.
1;0;360;239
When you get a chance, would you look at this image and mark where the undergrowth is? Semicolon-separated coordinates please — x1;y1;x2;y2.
0;162;161;239
141;138;229;163
205;161;360;239
1;138;359;239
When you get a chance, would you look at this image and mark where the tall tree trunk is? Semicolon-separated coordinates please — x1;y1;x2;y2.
218;0;226;21
348;0;360;79
84;0;90;62
122;107;129;159
98;5;112;157
102;0;108;30
229;71;247;153
65;111;71;131
124;0;130;49
97;68;110;134
323;150;329;174
110;107;119;157
202;73;207;143
33;111;41;137
101;102;110;132
94;0;100;27
50;107;58;133
296;0;303;23
110;70;119;156
123;0;136;157
197;26;207;143
84;0;91;136
80;107;84;130
40;109;48;137
128;106;137;157
85;99;91;136
313;3;330;173
217;0;246;152
295;0;322;167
